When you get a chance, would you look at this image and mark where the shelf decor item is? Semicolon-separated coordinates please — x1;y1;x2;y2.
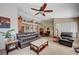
0;29;15;41
0;16;10;28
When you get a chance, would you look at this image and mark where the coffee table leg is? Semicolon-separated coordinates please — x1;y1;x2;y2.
30;45;31;50
37;48;39;55
47;41;48;46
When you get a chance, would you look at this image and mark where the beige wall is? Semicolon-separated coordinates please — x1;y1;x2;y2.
0;4;18;35
54;18;77;23
54;17;79;37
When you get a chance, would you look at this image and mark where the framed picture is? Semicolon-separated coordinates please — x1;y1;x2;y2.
0;16;10;28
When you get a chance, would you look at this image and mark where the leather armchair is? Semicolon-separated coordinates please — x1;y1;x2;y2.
59;32;74;47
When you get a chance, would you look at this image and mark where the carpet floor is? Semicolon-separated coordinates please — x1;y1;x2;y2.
8;37;76;55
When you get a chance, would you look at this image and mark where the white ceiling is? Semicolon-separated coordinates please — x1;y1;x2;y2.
0;3;79;21
16;3;79;21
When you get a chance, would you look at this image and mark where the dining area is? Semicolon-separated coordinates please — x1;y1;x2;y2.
39;27;50;37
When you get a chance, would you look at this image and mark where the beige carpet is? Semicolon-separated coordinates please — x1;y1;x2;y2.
8;37;76;55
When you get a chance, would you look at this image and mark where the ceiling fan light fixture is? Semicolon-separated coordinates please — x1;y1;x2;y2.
31;3;53;16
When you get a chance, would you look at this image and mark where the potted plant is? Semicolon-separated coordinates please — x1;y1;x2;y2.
0;29;15;41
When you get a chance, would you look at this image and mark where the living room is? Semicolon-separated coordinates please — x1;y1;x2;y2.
0;3;79;55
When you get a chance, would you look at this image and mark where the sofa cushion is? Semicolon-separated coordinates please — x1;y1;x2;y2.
61;36;73;40
61;32;73;37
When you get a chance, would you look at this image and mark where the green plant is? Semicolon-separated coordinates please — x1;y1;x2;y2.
0;29;15;39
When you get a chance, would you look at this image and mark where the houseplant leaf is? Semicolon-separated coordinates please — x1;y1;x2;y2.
0;29;15;38
0;32;6;36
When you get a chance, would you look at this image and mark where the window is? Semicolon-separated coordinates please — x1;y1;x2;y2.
55;22;78;38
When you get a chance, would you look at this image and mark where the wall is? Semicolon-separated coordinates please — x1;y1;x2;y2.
54;18;78;38
54;18;77;23
0;3;79;38
40;19;53;36
0;4;18;40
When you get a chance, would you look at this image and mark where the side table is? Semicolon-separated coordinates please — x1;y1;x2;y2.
53;36;60;42
5;40;19;54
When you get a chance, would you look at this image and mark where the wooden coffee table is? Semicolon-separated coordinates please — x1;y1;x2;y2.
30;38;48;55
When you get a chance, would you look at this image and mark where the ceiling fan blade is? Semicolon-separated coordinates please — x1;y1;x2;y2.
31;8;40;11
44;10;53;12
42;13;45;16
35;12;40;15
41;3;47;11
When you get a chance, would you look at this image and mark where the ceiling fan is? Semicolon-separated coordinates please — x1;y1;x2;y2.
31;3;53;16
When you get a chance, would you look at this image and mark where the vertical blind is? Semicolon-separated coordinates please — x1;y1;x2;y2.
56;22;77;38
